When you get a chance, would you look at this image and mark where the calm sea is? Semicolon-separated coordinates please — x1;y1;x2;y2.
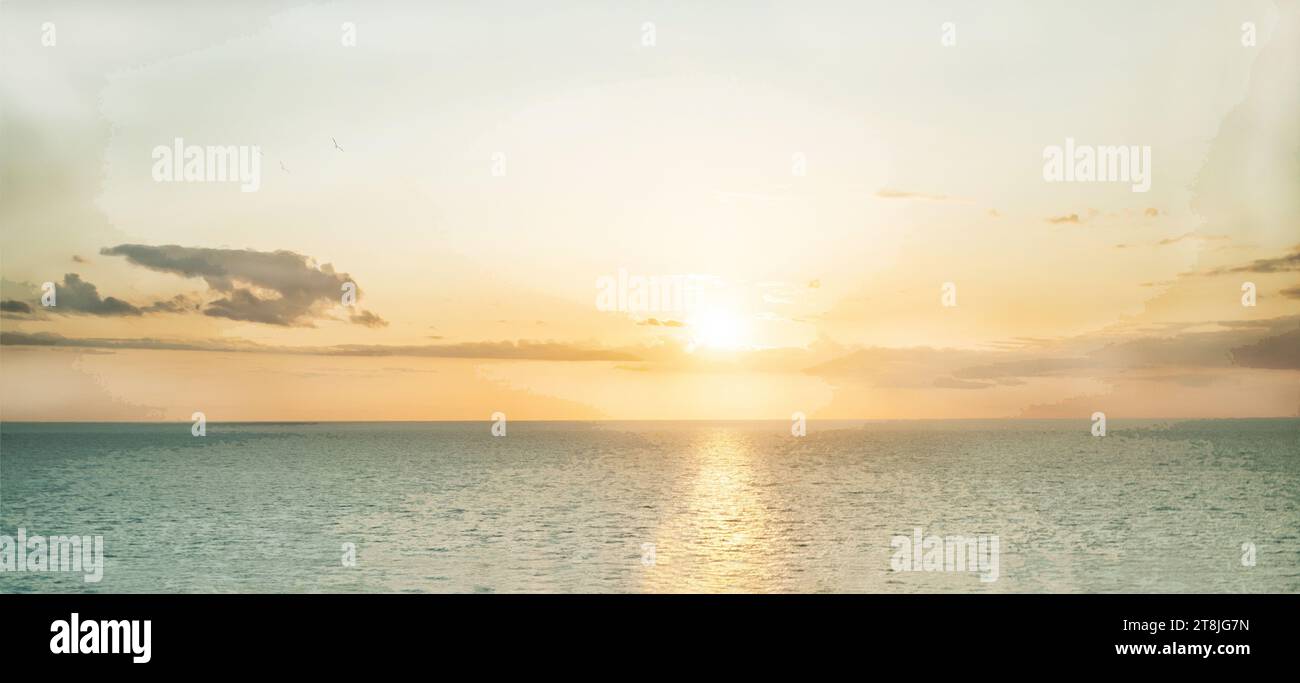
1;419;1296;593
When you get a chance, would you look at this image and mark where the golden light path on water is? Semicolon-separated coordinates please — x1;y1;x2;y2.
642;428;781;593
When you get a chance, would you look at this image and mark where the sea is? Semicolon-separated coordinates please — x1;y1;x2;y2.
0;419;1296;593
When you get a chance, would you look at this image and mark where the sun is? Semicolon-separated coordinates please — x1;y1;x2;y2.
688;309;752;351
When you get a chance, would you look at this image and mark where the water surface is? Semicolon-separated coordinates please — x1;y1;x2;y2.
1;419;1295;593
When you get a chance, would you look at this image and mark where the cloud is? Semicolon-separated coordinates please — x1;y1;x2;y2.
0;331;258;352
805;316;1300;391
8;311;1297;385
638;318;686;327
349;309;389;328
1229;329;1300;369
933;377;994;390
0;331;643;361
142;293;203;313
1207;245;1300;274
71;255;89;263
324;340;640;360
100;244;381;327
954;357;1094;379
1156;233;1229;246
1045;213;1080;224
875;188;949;201
805;346;982;388
0;276;199;318
55;273;142;316
1113;232;1228;249
0;300;33;314
1281;285;1300;299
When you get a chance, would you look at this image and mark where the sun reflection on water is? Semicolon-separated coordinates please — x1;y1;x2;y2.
642;428;781;593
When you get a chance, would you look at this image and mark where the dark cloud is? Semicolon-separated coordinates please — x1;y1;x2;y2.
0;331;60;346
1229;329;1300;369
349;309;388;328
0;300;33;313
1281;285;1300;299
141;293;203;314
100;244;379;327
56;273;142;316
0;280;41;316
1;275;208;318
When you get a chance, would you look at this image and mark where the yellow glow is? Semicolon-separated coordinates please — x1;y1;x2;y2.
643;429;776;592
688;309;752;351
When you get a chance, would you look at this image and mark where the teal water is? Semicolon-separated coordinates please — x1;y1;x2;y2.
1;419;1296;593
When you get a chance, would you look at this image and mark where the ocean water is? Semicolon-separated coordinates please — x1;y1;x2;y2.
0;419;1296;593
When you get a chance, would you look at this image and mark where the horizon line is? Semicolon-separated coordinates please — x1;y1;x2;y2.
2;416;1297;425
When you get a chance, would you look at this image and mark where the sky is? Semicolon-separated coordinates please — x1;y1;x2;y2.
1;0;1298;420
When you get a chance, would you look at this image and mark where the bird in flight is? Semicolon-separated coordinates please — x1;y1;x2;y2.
332;137;344;152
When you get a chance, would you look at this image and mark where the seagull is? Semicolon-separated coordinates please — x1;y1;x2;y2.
332;137;344;152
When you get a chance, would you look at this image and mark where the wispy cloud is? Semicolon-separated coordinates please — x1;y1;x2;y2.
0;331;642;361
805;316;1300;387
1204;245;1300;275
933;377;995;390
349;309;389;328
875;188;950;201
1156;232;1228;246
1116;233;1230;249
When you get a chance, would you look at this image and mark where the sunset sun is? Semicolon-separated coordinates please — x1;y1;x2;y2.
689;309;752;351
